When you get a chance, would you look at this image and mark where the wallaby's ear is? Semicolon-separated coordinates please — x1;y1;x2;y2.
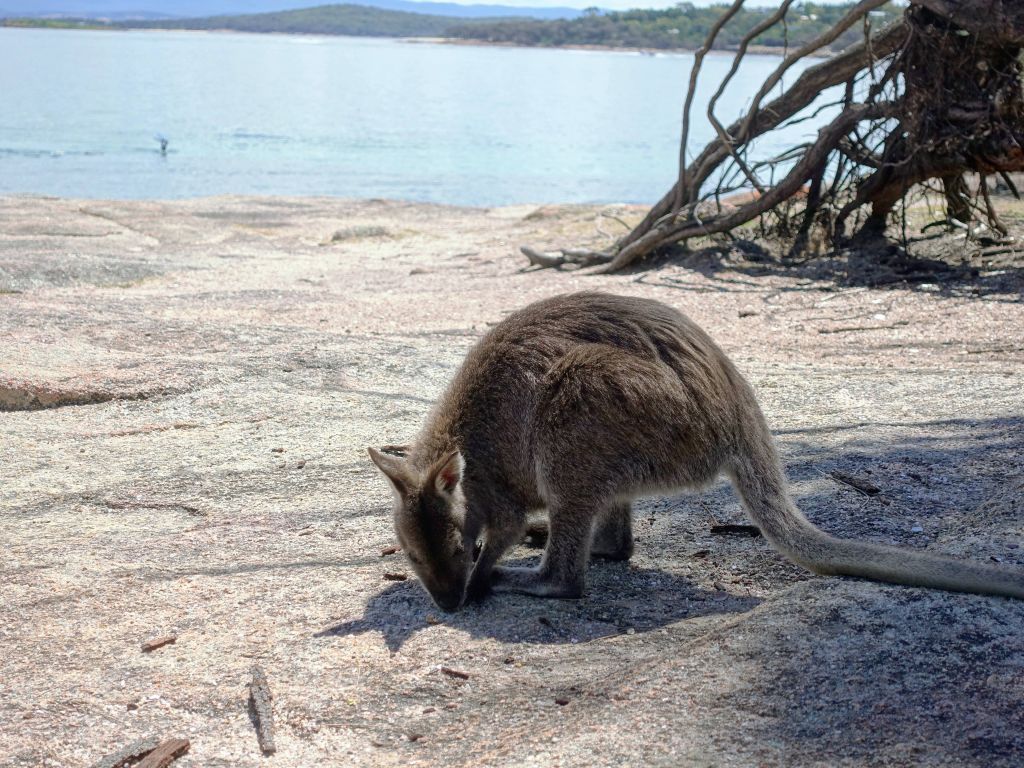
368;446;412;497
428;450;463;497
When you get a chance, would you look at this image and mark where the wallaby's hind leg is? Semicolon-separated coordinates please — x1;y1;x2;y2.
591;502;634;561
491;499;596;599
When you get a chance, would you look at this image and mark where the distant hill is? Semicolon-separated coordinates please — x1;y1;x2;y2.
0;0;583;21
95;3;524;37
0;9;177;19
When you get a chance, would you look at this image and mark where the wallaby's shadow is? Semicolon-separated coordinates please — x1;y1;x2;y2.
316;556;760;652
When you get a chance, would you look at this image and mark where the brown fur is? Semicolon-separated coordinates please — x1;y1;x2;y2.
368;292;1024;611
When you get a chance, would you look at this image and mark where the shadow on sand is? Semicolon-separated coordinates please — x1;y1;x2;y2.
316;558;761;652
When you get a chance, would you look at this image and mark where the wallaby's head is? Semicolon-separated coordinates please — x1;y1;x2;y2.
367;446;470;612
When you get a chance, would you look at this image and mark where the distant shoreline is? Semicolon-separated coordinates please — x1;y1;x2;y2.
1;22;809;58
409;36;804;58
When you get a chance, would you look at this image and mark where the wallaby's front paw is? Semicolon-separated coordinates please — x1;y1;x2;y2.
491;566;585;599
466;572;492;603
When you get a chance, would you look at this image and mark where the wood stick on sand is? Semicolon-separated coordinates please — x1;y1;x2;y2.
249;665;277;755
91;736;161;768
135;738;190;768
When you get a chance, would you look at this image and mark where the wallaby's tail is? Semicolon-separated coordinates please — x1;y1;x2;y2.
729;428;1024;600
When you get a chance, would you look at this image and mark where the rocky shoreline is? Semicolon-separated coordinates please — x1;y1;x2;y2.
2;195;1022;766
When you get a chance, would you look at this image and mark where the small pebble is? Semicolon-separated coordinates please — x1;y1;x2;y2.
911;526;924;533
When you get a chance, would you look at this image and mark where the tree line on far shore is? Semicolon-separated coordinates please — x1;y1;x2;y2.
446;2;906;52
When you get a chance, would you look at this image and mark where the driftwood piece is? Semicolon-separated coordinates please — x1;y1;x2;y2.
439;666;470;680
141;635;177;653
134;738;190;768
710;524;763;537
91;736;161;768
830;471;882;496
520;245;613;270
248;665;277;755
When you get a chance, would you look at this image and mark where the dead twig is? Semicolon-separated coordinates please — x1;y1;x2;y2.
677;0;748;211
599;212;633;231
248;665;277;755
520;244;613;270
817;320;909;334
135;739;190;768
141;635;177;653
521;245;567;269
710;524;762;537
830;471;882;496
91;737;161;768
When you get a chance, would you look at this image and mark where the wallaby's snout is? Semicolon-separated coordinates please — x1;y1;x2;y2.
432;591;464;613
417;567;470;613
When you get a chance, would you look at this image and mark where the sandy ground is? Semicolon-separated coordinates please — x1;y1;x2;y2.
1;195;1023;767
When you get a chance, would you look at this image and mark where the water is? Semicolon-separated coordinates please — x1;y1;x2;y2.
0;27;823;205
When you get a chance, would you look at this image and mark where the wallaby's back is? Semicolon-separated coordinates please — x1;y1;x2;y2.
412;292;748;477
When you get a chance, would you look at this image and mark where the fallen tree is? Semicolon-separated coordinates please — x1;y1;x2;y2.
523;0;1024;272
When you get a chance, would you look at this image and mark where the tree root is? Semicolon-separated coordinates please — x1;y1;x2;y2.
526;1;1024;273
520;245;612;270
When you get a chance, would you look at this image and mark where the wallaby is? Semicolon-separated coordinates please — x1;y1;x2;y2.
368;292;1024;612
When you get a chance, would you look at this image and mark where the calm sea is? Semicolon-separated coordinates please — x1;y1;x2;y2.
0;27;822;205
